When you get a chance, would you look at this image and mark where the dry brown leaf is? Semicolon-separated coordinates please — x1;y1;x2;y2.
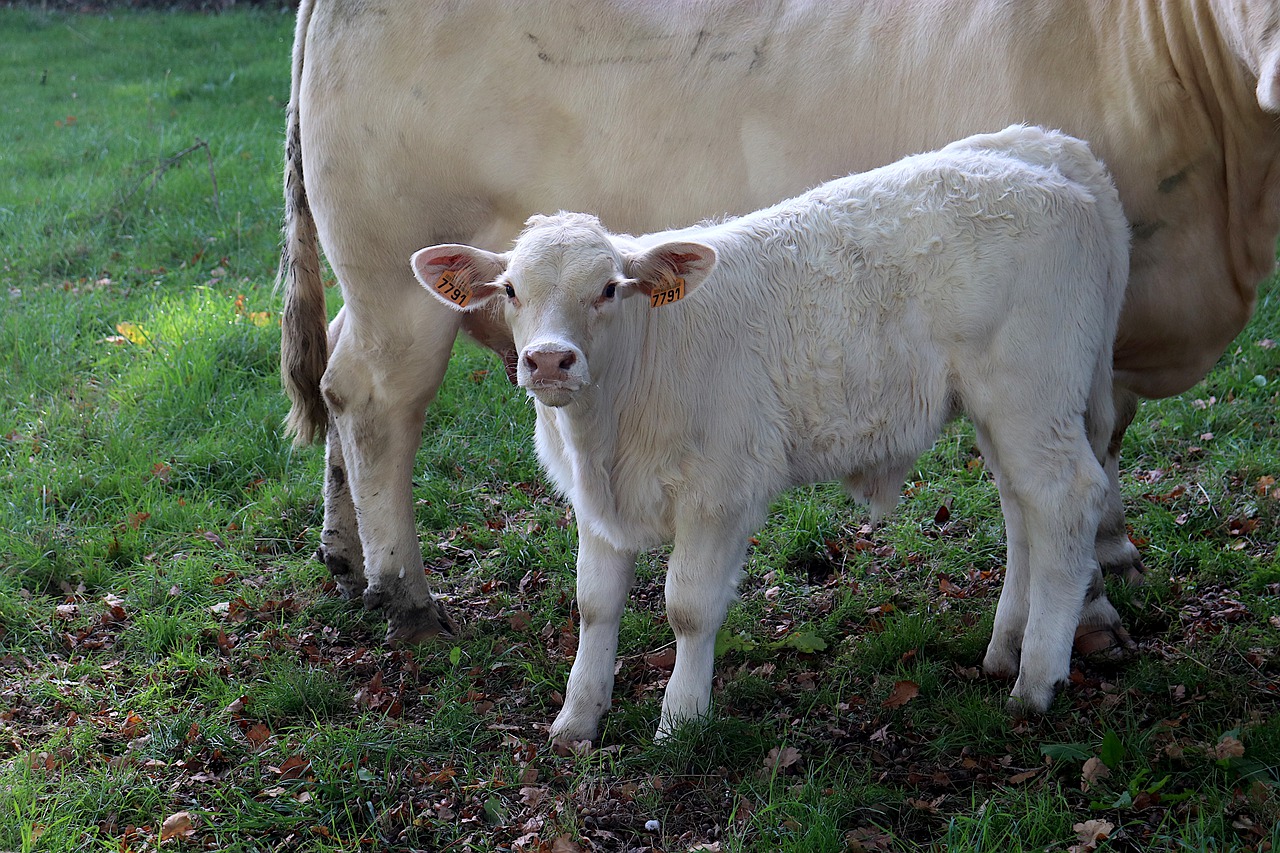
1008;767;1040;784
882;680;920;709
160;810;194;842
1213;735;1245;761
1081;756;1112;791
645;647;677;670
244;722;271;748
1070;818;1114;853
761;745;803;778
551;836;583;853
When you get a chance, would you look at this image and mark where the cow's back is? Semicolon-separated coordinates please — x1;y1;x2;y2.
298;0;1280;397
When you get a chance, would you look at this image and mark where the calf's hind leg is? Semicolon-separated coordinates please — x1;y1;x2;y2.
978;413;1108;714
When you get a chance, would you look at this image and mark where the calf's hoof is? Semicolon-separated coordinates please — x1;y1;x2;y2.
549;715;600;749
981;642;1021;681
1004;679;1063;719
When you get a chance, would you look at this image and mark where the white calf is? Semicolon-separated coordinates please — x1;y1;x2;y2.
413;126;1130;741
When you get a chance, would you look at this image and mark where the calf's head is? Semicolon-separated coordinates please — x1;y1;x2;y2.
412;213;717;407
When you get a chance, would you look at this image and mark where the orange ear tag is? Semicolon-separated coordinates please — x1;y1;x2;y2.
649;277;685;308
434;269;471;307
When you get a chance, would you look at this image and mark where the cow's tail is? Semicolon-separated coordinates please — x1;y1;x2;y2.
278;0;329;447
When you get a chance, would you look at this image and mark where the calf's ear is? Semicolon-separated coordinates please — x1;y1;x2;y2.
412;245;508;311
1258;43;1280;112
622;241;717;308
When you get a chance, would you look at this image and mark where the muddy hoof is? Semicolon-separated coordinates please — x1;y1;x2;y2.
316;545;366;599
384;599;460;646
1073;623;1136;660
1101;556;1146;586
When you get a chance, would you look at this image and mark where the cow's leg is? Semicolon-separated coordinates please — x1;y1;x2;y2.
550;529;638;745
657;513;750;740
1075;387;1140;655
321;288;461;644
1093;389;1144;582
314;307;367;598
979;414;1108;715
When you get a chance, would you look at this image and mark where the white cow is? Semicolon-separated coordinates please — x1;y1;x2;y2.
280;0;1280;645
411;126;1130;740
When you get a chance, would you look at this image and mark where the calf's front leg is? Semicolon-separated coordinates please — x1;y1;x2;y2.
657;513;751;741
550;529;637;744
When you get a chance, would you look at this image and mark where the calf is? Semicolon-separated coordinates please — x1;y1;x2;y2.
412;126;1129;741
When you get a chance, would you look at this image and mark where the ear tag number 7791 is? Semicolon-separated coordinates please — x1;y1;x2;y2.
435;270;470;307
650;277;685;307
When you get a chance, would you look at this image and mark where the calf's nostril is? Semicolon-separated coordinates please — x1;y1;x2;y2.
558;352;576;371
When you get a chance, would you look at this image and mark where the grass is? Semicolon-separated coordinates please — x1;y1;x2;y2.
0;7;1277;852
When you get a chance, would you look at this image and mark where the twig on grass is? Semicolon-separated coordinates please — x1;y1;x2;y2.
105;138;221;223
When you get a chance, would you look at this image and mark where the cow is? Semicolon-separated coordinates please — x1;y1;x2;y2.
280;0;1280;646
409;125;1130;740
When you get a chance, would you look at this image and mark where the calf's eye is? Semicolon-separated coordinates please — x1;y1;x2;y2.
504;283;516;299
602;282;617;299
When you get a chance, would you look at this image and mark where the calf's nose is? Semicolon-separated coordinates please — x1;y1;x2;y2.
523;348;577;382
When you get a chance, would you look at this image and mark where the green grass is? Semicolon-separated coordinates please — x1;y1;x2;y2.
1;8;1277;851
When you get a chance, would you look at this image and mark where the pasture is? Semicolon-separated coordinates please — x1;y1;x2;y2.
0;8;1277;851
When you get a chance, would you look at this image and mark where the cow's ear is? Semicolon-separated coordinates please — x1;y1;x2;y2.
412;244;508;311
621;241;717;308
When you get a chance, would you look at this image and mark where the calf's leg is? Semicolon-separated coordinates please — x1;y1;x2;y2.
980;414;1107;714
550;529;638;744
658;513;751;740
975;428;1031;680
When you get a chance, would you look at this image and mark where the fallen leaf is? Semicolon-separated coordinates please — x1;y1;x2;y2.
1213;735;1245;761
1070;819;1114;853
1081;756;1111;791
644;647;677;670
273;755;312;781
882;680;919;709
115;321;149;345
121;712;145;738
244;722;271;748
102;593;128;621
760;745;803;778
160;811;194;842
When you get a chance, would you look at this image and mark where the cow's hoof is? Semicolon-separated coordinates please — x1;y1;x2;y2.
315;545;367;599
1072;622;1136;660
383;599;460;646
1101;555;1146;586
